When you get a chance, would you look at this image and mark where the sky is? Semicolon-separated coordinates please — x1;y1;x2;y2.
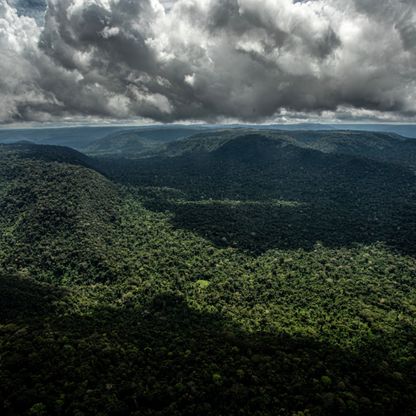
1;0;416;125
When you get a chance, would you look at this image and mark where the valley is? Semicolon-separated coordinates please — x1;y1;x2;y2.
0;129;416;415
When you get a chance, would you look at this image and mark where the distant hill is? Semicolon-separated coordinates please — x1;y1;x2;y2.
0;125;214;153
98;133;416;254
101;132;416;199
0;126;129;150
331;124;416;138
158;129;416;170
85;127;206;157
116;127;210;141
85;133;157;157
286;130;416;170
240;123;416;138
1;142;97;168
1;124;414;157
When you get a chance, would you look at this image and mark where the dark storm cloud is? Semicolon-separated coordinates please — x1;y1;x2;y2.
1;0;416;123
40;0;157;72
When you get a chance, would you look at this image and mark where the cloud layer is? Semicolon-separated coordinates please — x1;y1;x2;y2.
1;0;416;124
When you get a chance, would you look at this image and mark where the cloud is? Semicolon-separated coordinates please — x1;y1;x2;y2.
1;0;416;124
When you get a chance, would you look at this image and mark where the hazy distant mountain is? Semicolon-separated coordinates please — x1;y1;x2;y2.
221;124;416;138
153;129;416;171
330;124;416;138
0;127;131;149
85;127;208;157
0;126;215;151
1;124;415;154
286;130;416;170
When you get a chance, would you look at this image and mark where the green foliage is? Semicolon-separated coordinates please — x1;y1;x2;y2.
98;134;416;254
196;279;210;289
0;138;416;415
0;144;125;284
29;403;47;416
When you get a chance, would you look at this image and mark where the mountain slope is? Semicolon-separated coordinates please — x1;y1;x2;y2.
158;129;416;171
287;130;416;170
0;144;123;283
98;133;416;254
85;127;210;157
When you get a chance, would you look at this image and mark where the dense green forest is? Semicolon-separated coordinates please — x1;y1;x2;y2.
1;131;416;416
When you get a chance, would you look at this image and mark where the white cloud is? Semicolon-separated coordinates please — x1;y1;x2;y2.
100;26;120;39
184;73;196;87
1;0;416;124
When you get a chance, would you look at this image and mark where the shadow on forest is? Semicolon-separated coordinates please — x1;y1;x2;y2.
0;274;67;320
96;139;416;257
1;279;415;416
141;197;416;256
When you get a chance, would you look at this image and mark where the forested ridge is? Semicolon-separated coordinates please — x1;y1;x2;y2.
1;133;416;416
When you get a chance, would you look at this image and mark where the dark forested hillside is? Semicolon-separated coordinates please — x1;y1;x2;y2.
1;134;416;416
0;144;124;284
97;134;416;254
